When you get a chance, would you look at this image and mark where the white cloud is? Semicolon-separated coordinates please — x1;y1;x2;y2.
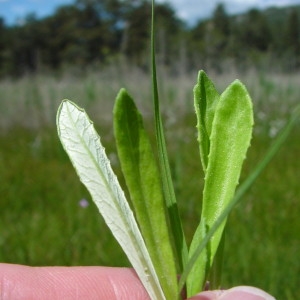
158;0;218;22
159;0;300;25
11;4;27;14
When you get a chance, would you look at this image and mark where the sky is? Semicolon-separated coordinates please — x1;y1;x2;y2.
1;0;300;26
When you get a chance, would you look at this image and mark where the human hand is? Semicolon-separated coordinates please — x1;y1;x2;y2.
0;263;275;300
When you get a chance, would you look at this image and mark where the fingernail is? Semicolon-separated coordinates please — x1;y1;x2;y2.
219;286;276;300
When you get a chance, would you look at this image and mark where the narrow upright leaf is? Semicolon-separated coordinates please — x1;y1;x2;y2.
57;100;165;300
114;88;178;299
151;0;188;272
188;80;254;296
194;70;220;172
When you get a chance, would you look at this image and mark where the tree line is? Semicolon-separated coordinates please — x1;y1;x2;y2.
0;0;299;77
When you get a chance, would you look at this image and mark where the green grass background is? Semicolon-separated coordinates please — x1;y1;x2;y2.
0;67;299;299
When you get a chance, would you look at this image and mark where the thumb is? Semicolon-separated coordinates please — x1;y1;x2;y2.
187;286;276;300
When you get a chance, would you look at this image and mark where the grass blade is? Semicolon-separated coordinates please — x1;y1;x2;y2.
151;0;188;273
113;88;178;299
57;100;165;300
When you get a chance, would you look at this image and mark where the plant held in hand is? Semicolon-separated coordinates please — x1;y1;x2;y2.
56;1;299;299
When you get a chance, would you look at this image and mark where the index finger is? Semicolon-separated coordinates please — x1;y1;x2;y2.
0;263;150;300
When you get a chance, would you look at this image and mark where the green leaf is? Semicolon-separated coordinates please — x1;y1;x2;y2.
57;100;166;300
187;79;254;296
113;88;178;300
179;103;299;297
194;70;220;172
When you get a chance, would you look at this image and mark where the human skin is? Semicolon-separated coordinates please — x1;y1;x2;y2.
0;264;274;300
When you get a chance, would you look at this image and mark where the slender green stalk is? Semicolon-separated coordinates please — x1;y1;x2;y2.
151;0;188;272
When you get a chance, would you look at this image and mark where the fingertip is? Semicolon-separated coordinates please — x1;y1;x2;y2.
187;286;275;300
220;286;276;300
187;290;223;300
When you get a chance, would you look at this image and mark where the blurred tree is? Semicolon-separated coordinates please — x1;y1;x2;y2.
238;9;273;52
226;8;274;70
154;2;184;68
120;1;151;65
283;9;300;69
37;4;117;68
196;3;231;71
37;6;80;69
211;3;231;61
187;20;208;71
285;9;300;54
213;3;230;36
1;1;300;76
6;14;40;76
0;17;6;76
70;3;117;63
120;1;183;67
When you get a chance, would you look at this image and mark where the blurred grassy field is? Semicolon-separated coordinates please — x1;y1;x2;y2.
0;66;299;299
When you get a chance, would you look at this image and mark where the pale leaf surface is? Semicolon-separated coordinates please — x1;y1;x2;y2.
57;100;165;300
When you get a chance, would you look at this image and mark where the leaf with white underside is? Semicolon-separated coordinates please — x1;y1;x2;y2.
57;100;165;300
